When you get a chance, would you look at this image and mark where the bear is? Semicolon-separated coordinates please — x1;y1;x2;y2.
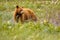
13;5;37;23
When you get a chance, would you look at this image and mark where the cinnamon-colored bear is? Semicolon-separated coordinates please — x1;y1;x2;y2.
13;5;37;23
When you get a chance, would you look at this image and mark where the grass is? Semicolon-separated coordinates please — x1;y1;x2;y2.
0;0;60;40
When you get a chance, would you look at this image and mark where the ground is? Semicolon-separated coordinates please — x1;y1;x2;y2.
0;0;60;40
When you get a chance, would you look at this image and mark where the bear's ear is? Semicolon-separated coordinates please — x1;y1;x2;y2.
16;5;19;8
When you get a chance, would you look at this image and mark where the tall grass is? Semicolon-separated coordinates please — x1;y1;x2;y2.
0;0;60;40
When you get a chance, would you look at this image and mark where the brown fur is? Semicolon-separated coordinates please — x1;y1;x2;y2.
13;5;37;23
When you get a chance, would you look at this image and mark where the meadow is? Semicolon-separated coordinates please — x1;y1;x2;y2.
0;0;60;40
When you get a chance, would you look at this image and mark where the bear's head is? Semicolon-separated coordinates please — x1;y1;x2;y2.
16;5;23;15
14;5;24;22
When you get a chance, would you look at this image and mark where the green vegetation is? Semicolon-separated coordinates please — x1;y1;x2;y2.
0;0;60;40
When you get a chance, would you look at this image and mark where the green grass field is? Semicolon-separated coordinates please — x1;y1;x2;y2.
0;0;60;40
